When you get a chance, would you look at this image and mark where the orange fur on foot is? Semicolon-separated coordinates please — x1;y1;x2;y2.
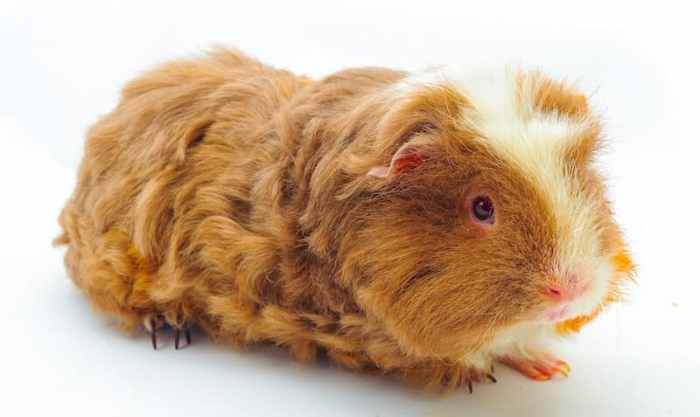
55;49;635;391
500;354;571;381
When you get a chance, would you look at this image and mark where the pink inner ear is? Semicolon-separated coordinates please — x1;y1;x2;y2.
367;144;425;178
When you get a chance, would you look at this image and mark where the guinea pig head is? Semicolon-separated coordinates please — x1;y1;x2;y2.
345;69;635;361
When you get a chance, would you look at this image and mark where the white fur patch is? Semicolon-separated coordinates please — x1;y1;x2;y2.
463;322;560;370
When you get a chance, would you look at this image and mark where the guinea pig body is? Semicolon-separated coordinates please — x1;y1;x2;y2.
56;49;634;391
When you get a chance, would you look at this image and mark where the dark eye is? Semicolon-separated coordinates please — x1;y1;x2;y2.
472;196;495;223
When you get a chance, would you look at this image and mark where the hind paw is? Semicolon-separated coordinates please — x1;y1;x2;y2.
142;314;191;350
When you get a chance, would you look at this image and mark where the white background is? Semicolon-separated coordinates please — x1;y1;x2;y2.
1;1;698;416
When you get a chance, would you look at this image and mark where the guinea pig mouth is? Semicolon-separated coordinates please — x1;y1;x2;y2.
536;286;605;323
541;304;571;322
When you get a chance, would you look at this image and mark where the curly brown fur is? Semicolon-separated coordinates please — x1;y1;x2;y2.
56;49;634;391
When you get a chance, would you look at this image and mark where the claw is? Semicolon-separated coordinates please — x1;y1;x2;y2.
175;328;192;350
150;318;157;350
467;380;473;394
555;360;571;375
486;373;497;383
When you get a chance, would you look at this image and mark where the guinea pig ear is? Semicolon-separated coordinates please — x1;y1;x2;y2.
367;136;433;178
366;84;469;178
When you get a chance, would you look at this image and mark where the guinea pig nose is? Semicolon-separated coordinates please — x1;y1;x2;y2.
544;271;591;303
545;286;563;300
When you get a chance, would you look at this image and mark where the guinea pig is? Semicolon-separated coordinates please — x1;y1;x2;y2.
55;49;635;392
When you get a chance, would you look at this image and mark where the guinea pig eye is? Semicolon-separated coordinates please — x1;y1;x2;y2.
471;196;495;224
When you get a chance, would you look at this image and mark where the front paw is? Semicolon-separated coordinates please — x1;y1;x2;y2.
498;352;570;381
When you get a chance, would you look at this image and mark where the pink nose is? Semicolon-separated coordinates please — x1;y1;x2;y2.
544;271;590;303
546;287;563;300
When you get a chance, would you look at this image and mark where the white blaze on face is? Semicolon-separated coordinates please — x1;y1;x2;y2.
397;66;613;319
454;67;611;318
